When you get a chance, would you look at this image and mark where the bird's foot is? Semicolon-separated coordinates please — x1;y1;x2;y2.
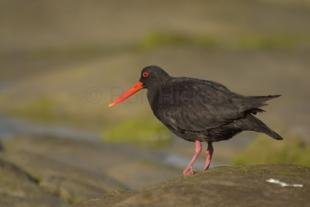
183;167;195;176
203;142;213;171
203;163;211;171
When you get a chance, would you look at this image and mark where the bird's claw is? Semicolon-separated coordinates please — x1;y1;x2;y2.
183;167;195;176
203;164;211;171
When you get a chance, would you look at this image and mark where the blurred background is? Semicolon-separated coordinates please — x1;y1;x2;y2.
0;0;310;197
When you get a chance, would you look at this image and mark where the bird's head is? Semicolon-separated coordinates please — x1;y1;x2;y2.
139;65;170;89
108;65;170;107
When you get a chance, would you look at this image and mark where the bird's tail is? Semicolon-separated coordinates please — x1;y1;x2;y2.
243;115;283;140
245;95;281;109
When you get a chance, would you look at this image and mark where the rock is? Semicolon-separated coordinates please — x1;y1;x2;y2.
4;136;307;207
0;136;178;204
0;158;68;207
77;165;310;207
0;137;128;204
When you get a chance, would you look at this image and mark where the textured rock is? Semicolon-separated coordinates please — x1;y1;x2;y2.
0;136;178;204
0;158;68;207
77;165;310;207
0;137;127;204
2;136;309;207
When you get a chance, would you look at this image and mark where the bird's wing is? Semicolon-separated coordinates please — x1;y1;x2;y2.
154;78;247;132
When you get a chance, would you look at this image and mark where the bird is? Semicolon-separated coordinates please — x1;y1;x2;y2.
108;65;282;176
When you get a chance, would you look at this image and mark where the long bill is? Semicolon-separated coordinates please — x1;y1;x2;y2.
108;81;144;107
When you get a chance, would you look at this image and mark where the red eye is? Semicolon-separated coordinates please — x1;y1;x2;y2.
142;71;150;78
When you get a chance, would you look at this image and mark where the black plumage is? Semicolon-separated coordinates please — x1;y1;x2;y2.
141;65;282;142
109;65;282;175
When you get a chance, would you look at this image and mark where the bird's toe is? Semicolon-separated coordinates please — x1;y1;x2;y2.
183;167;195;176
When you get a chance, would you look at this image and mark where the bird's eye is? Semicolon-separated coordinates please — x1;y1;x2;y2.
142;71;150;78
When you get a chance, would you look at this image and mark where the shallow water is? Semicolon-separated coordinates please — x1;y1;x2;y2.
0;115;213;169
0;116;99;140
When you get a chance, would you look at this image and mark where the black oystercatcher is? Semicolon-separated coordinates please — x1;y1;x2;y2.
109;66;282;176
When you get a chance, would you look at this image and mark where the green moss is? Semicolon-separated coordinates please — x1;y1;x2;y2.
9;97;64;122
233;135;310;166
139;31;221;50
102;117;172;147
139;31;309;50
234;35;302;49
139;32;195;49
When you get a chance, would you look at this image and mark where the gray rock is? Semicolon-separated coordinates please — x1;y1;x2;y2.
77;165;310;207
0;137;129;204
0;158;68;207
0;136;178;204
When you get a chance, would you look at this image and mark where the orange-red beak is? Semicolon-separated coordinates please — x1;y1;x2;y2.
108;81;144;107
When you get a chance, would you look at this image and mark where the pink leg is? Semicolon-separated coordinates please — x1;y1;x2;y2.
203;142;214;171
183;140;202;176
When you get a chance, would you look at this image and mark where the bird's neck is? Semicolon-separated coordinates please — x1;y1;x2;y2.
146;82;167;113
147;85;160;107
146;77;171;111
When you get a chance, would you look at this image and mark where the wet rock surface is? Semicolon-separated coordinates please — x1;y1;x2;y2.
0;136;178;205
77;165;310;207
0;136;309;207
0;158;68;207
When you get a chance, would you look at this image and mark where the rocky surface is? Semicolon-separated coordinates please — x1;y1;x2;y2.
0;136;178;206
0;136;309;207
77;165;310;207
0;158;68;207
